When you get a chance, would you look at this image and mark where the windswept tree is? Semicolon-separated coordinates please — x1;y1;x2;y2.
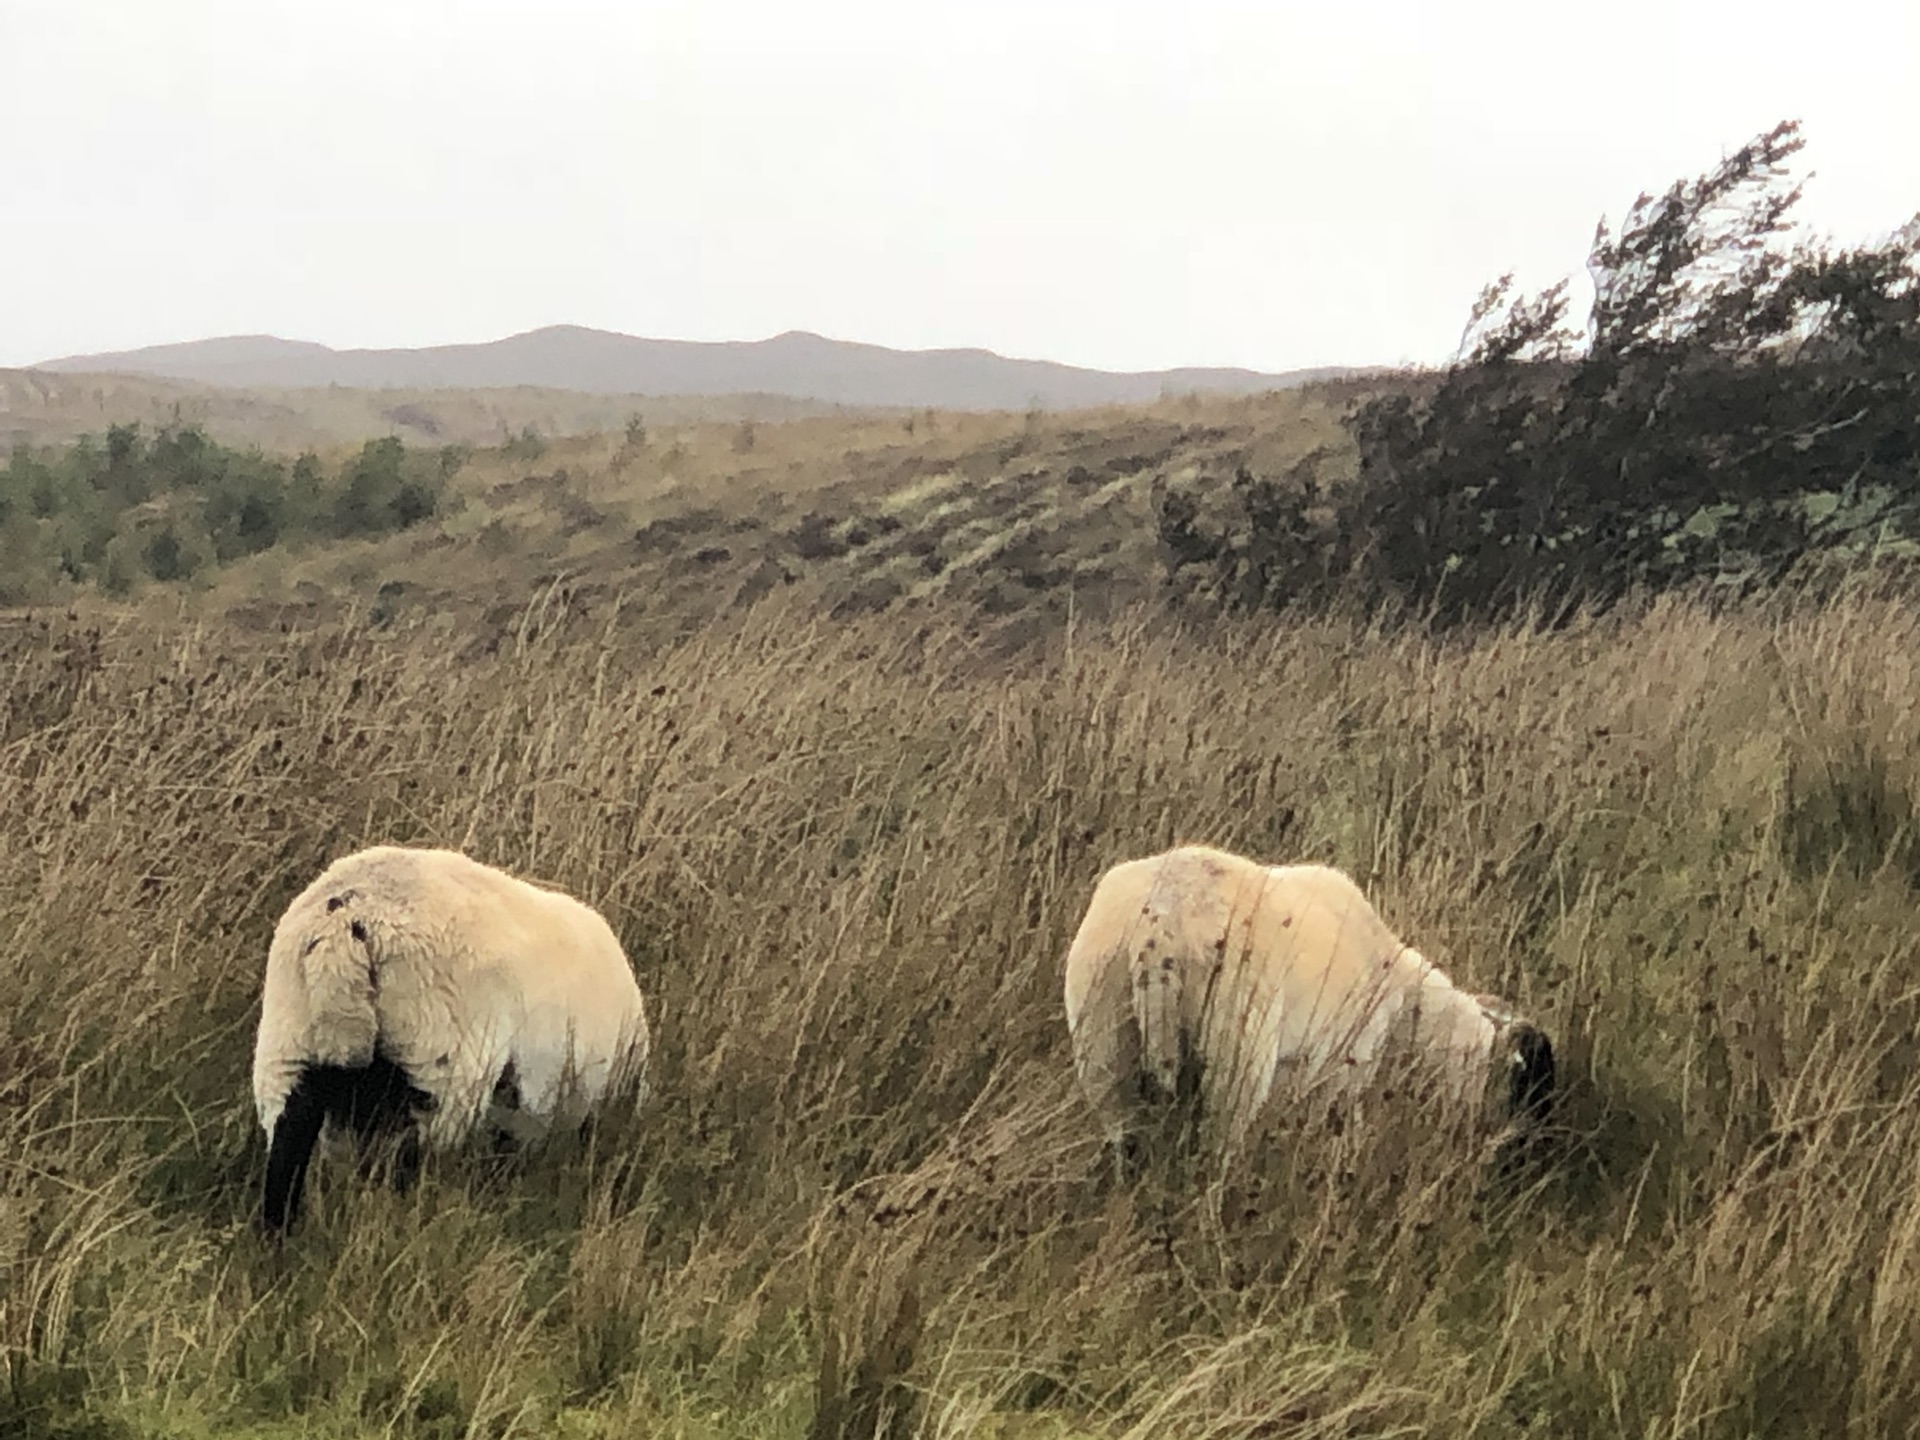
1159;120;1920;624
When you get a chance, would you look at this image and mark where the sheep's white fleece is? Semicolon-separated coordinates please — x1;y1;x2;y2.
1063;844;1508;1158
252;844;651;1149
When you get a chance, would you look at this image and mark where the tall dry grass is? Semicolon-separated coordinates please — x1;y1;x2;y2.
3;584;1920;1439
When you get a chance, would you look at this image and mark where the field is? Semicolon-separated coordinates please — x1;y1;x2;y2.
52;386;1353;653
6;392;1920;1439
0;368;870;455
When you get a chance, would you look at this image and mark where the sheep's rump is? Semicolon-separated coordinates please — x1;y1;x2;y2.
252;845;652;1229
1062;845;1497;1155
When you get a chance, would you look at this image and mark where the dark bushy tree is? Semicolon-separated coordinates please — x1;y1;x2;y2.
1159;120;1920;625
330;437;443;539
1358;120;1919;622
0;425;446;599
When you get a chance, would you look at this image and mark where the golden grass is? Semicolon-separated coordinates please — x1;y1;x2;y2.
5;578;1920;1437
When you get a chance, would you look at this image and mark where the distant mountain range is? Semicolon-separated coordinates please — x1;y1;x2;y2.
34;325;1357;413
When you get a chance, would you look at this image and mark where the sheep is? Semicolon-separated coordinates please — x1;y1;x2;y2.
1061;844;1554;1178
252;843;652;1235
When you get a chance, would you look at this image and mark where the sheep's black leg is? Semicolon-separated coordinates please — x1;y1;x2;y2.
262;1057;433;1235
387;1128;424;1194
262;1072;331;1236
341;1055;433;1193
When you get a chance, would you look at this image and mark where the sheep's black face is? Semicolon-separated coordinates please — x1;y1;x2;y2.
1506;1023;1555;1127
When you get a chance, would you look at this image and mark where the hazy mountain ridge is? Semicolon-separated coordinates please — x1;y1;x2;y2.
35;324;1358;412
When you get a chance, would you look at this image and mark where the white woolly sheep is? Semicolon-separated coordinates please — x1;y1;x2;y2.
1062;844;1554;1176
252;843;652;1234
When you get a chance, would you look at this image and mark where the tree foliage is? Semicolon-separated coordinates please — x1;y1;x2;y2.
1159;121;1920;624
0;425;460;602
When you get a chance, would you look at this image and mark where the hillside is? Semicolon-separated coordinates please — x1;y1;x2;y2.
117;387;1365;651
33;324;1359;412
0;366;879;453
11;365;1920;1440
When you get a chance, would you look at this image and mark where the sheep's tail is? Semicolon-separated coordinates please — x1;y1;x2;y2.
299;912;381;1069
1129;925;1187;1106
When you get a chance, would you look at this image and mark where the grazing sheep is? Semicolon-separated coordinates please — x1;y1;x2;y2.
252;844;652;1235
1062;844;1554;1176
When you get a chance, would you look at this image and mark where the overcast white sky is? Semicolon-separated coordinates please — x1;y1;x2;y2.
4;0;1916;375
